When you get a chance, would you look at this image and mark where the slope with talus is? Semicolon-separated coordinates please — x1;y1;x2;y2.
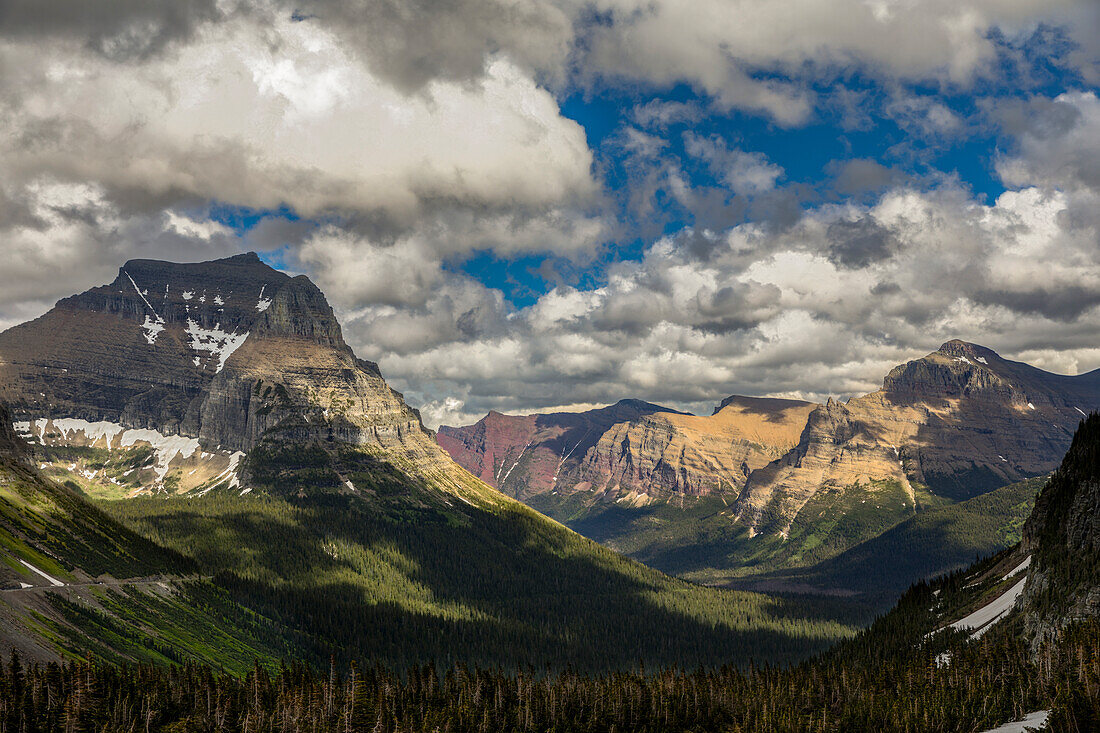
735;340;1100;536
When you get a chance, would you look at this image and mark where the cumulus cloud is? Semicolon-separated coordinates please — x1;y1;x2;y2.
0;9;604;318
0;13;598;233
3;0;1093;124
0;180;243;323
1;0;1098;431
683;133;785;195
349;93;1100;428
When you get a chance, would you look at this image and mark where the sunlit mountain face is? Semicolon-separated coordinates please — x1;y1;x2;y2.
1;3;1098;426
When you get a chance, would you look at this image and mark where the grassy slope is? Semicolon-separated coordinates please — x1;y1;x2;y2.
97;440;866;673
741;475;1044;608
541;478;949;588
0;455;298;673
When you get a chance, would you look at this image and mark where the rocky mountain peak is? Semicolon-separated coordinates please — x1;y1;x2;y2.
0;254;467;494
936;339;998;361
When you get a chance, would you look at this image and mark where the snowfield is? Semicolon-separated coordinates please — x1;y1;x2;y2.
950;575;1027;639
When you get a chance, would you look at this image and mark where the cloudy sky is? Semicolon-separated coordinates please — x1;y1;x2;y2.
2;0;1099;427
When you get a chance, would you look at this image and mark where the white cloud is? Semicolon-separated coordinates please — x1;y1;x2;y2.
347;93;1100;426
0;14;598;237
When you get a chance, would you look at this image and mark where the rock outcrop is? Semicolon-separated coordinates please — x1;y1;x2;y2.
0;402;29;464
437;400;678;499
1019;412;1100;652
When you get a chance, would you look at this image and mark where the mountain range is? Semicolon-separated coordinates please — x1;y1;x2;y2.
439;339;1100;595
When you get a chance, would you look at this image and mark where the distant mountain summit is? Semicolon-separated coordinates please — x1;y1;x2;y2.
738;340;1100;536
0;253;482;499
438;396;813;505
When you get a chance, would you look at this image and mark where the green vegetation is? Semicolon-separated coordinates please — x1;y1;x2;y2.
0;452;299;673
0;457;191;580
0;561;1095;732
102;485;863;673
542;479;950;591
764;475;1045;606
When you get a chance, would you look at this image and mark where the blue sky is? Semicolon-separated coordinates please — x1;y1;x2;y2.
1;0;1098;426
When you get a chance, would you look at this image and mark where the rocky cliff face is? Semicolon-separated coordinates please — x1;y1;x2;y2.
0;253;475;497
1019;413;1100;652
437;400;678;500
438;396;814;506
734;341;1100;535
0;402;29;464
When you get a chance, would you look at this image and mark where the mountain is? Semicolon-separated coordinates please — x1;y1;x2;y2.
0;254;860;671
439;395;814;509
440;340;1100;593
1019;412;1100;653
734;474;1046;605
0;252;491;503
736;339;1100;536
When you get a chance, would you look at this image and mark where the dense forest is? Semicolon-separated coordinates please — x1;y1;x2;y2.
0;594;1095;732
100;487;862;673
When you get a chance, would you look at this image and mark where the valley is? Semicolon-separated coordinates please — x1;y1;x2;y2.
0;255;863;673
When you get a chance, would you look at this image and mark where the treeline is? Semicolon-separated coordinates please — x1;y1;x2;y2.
1;617;1096;732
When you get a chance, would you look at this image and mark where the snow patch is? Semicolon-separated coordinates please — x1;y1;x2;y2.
213;294;224;306
203;451;245;490
19;559;64;587
118;429;201;481
123;270;162;322
975;356;988;364
185;319;249;373
182;291;194;300
1074;406;1087;416
141;315;165;345
51;418;125;449
256;285;272;312
949;575;1027;639
497;442;530;488
953;356;972;364
977;710;1049;733
1028;402;1036;410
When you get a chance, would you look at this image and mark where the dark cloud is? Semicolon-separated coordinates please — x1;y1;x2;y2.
284;0;572;92
972;286;1100;322
989;96;1082;140
828;159;900;196
826;216;898;269
0;0;221;59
